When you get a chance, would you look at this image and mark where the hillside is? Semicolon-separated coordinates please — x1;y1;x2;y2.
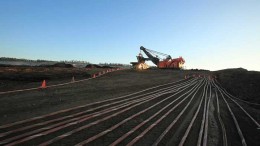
214;68;260;104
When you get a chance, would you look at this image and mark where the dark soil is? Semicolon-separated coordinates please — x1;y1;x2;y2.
0;67;259;146
0;68;206;125
40;62;74;68
85;64;114;69
0;67;110;92
214;68;260;104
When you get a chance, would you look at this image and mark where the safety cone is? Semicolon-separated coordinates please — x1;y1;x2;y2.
41;80;47;88
72;76;75;82
92;74;96;78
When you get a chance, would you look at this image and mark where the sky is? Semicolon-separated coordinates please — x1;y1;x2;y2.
0;0;259;71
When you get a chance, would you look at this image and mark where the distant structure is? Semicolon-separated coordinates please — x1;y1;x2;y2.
131;46;185;70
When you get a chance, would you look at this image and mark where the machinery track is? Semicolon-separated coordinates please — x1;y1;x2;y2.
213;80;260;146
0;77;259;146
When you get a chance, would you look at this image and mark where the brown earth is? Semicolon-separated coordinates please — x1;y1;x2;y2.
0;67;259;146
0;67;207;125
214;68;260;104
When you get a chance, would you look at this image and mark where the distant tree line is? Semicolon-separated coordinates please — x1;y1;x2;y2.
0;57;52;62
0;57;90;64
0;57;130;67
62;60;90;64
99;63;131;67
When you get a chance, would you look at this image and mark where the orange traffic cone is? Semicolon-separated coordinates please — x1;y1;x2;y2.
41;80;47;88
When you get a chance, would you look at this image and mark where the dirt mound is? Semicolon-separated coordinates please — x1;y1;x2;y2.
0;67;90;82
85;64;101;69
85;64;114;69
0;64;30;67
52;63;74;68
214;68;260;103
102;65;114;68
0;64;12;67
40;63;74;68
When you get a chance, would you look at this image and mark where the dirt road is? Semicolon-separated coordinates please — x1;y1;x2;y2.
0;72;259;145
0;71;260;146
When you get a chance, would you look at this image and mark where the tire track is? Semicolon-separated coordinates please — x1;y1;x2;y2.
214;87;228;146
213;80;247;146
178;79;208;146
1;76;258;146
0;78;194;138
38;79;198;146
0;78;197;145
151;79;206;146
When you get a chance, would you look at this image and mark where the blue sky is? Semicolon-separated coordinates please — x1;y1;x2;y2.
0;0;259;71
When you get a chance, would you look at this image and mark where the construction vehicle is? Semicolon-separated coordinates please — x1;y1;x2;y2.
130;52;150;70
131;46;185;69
